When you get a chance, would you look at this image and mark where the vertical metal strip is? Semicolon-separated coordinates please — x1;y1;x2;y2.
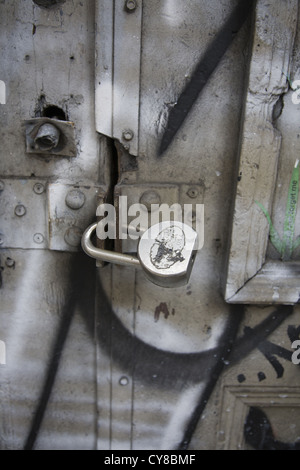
96;266;137;450
110;266;136;450
95;0;142;157
95;0;114;138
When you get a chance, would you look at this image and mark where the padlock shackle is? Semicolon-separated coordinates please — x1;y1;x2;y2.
81;223;141;268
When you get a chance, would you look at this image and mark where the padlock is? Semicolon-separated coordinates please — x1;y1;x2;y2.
137;221;198;287
81;221;198;288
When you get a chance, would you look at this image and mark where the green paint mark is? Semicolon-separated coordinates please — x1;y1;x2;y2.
256;160;300;261
282;160;299;260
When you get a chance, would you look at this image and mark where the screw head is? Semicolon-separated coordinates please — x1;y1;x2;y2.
187;187;199;199
14;205;26;217
33;233;44;244
119;376;129;386
125;0;137;12
122;129;134;141
33;183;45;194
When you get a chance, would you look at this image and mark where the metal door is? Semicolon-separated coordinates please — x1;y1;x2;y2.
1;0;300;451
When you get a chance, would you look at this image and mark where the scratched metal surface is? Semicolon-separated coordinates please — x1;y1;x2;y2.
97;0;248;450
0;0;300;451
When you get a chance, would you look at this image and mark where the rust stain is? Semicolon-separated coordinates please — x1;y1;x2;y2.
154;302;175;323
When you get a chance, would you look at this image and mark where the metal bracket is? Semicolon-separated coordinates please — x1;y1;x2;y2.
0;177;107;252
48;183;108;252
113;183;205;253
0;178;47;249
24;118;77;158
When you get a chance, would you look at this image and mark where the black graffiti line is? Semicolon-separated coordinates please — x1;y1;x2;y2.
24;253;295;450
95;278;294;388
176;310;243;450
245;407;300;450
177;306;294;450
243;326;294;378
259;352;285;378
158;0;255;155
242;325;297;378
258;339;294;378
287;325;300;343
226;308;294;368
93;279;294;450
23;253;96;451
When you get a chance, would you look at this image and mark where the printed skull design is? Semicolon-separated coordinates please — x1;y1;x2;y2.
150;225;186;270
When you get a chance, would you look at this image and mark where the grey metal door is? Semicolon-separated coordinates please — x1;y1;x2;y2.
1;0;300;451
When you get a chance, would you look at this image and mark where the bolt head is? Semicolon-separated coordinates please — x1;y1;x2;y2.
33;183;45;194
33;233;44;244
15;205;26;217
125;0;137;12
65;189;86;210
122;129;134;141
187;187;199;199
119;376;129;386
34;123;60;151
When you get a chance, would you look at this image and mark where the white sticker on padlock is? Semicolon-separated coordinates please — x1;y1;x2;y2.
138;221;198;288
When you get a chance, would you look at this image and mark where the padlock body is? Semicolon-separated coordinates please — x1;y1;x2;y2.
137;221;198;288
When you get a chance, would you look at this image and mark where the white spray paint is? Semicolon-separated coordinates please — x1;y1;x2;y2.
161;383;204;450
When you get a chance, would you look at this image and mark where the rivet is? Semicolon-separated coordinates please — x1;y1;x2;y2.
124;0;137;12
119;376;129;386
65;189;86;210
139;190;161;212
187;187;199;199
14;205;26;217
122;129;134;141
64;226;83;247
33;183;45;194
6;258;15;268
0;181;5;191
33;233;44;244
